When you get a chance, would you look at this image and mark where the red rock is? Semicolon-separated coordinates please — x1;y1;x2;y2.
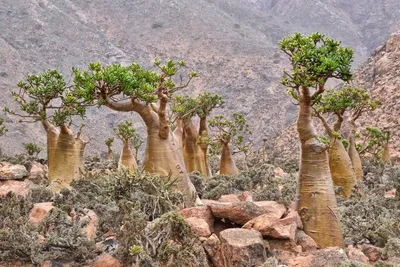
239;191;253;202
180;206;214;232
201;199;219;206
287;247;348;267
0;162;29;180
29;202;54;226
28;162;48;180
0;180;30;197
185;217;211;237
295;230;318;252
219;228;267;267
92;253;122;267
360;244;382;263
202;234;224;267
346;245;369;264
82;209;99;240
384;188;397;198
242;210;302;240
269;239;302;254
218;194;240;203
274;167;287;178
209;201;286;225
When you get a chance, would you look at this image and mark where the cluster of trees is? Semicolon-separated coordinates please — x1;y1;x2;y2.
0;32;394;249
280;32;392;248
2;60;251;206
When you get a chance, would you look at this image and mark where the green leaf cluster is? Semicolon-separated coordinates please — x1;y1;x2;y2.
280;32;354;98
105;137;114;148
23;142;42;156
358;127;390;159
114;121;138;142
208;113;252;155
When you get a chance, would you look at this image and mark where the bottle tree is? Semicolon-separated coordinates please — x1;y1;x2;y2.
23;142;42;157
0;117;7;157
73;60;199;206
105;137;114;160
357;127;391;162
114;121;140;171
172;92;223;177
280;32;353;248
4;70;88;190
313;87;381;197
208;113;252;176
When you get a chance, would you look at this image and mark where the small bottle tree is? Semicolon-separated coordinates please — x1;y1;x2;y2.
4;70;88;190
114;121;141;171
313;87;381;197
172;92;223;177
357;127;391;162
208;113;252;176
0;117;7;157
105;137;114;160
23;142;42;157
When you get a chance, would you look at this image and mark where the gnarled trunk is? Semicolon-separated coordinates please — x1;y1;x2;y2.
329;139;356;199
118;140;138;171
348;136;363;180
182;120;208;176
382;143;391;163
199;116;212;177
219;143;239;176
297;87;343;248
107;147;113;160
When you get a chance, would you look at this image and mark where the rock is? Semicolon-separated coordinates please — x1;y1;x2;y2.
28;162;48;180
269;239;302;254
0;180;30;197
239;191;253;202
219;228;267;267
386;32;400;53
96;238;119;253
295;230;318;252
242;210;302;240
214;219;237;236
384;188;397;199
180;206;214;232
202;234;224;267
82;209;99;240
218;194;240;203
92;253;123;267
0;162;29;180
185;217;211;237
209;201;286;225
29;202;54;226
361;244;382;263
287;247;348;267
346;245;369;264
274;167;287;178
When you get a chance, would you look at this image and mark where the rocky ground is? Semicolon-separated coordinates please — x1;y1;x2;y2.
0;154;399;267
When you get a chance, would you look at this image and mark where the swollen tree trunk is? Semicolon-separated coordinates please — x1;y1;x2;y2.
118;140;138;171
43;120;59;183
296;87;343;248
381;143;391;163
182;120;208;176
219;143;239;176
107;147;113;160
199;116;212;178
173;118;184;151
329;139;356;199
317;115;356;199
348;136;363;181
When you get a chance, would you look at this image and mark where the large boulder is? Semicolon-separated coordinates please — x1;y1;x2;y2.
180;206;214;232
295;230;318;252
219;228;267;267
346;245;369;264
0;162;29;180
218;194;241;203
209;201;286;225
29;202;55;226
28;162;48;180
242;210;302;240
361;244;382;263
0;180;30;197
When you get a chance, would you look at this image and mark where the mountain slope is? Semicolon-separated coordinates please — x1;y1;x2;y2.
0;0;399;156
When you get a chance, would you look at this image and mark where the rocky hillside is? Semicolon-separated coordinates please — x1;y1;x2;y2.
1;0;400;156
275;31;400;162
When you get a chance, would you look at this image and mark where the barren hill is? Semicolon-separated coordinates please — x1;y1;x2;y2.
1;0;399;156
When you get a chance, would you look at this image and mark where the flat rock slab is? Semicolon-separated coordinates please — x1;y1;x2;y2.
209;201;286;225
0;162;29;180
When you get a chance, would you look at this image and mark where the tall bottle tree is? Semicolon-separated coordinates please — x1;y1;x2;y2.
208;113;252;176
114;121;140;171
4;70;87;190
280;32;353;248
73;60;199;205
105;137;114;160
172;92;223;177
